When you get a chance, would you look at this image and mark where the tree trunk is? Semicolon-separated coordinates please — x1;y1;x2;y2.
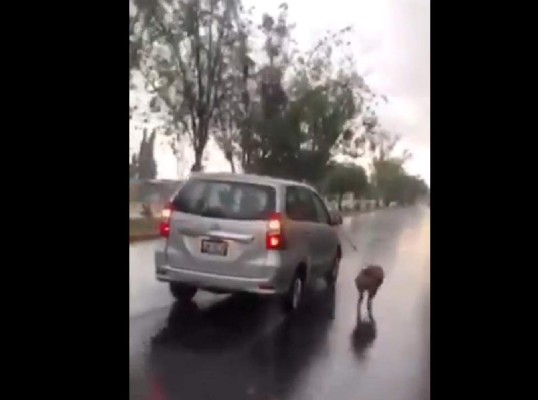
191;120;209;173
191;151;203;172
223;147;236;173
338;193;343;211
191;141;205;172
227;156;236;173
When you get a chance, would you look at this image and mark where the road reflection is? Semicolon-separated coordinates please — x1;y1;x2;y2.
149;287;336;400
351;306;377;361
151;294;274;352
130;207;431;400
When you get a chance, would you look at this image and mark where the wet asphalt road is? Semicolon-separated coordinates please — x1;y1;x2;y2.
129;206;430;400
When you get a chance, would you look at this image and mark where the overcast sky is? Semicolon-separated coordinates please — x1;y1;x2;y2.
134;0;430;184
247;0;431;184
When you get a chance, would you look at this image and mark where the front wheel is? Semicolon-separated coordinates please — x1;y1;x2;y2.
169;282;197;302
324;255;340;287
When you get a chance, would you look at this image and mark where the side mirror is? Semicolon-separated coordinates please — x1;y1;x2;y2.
329;212;343;226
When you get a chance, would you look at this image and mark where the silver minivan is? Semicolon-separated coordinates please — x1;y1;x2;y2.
155;173;343;312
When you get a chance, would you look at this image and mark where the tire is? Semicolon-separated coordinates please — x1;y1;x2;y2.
282;272;304;314
169;282;197;302
324;254;341;287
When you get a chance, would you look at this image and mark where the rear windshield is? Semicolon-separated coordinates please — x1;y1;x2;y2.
172;179;276;220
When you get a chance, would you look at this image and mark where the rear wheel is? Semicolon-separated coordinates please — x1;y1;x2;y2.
169;283;197;302
324;254;341;287
282;272;304;314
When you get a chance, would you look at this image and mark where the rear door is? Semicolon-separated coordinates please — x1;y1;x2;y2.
165;179;276;277
284;186;322;276
292;187;334;276
308;189;339;273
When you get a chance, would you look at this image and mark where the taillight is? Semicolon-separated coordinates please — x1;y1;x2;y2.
159;203;174;238
266;213;286;250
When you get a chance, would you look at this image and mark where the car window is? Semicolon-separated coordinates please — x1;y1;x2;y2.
172;179;276;220
310;191;331;224
286;186;316;222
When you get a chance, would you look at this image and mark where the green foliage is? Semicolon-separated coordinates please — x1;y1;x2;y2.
236;16;377;184
323;163;368;210
391;175;429;205
372;156;428;206
135;0;245;172
131;1;392;183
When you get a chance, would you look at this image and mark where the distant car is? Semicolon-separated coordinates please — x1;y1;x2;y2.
155;172;343;313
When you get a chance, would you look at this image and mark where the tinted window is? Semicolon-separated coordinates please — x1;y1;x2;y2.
172;179;276;220
310;191;331;224
285;186;317;222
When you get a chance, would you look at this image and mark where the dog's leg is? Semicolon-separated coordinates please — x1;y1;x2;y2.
356;302;362;324
357;289;364;319
366;297;373;318
367;287;378;318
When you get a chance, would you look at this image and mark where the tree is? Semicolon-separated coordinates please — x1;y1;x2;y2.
284;73;359;183
291;26;387;183
364;179;378;200
323;163;368;210
136;0;245;172
137;129;158;179
390;174;429;205
238;4;294;174
129;154;139;179
372;158;403;205
211;9;255;173
131;1;385;183
209;4;377;181
370;131;414;205
248;21;379;185
370;134;428;206
130;13;140;74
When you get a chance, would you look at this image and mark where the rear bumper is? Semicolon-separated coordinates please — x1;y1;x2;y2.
155;250;291;295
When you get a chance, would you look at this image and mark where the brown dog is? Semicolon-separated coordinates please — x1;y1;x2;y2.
355;265;385;315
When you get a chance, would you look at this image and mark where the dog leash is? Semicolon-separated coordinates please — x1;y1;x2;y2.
341;231;359;252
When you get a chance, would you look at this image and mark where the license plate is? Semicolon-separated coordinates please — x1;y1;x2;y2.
201;239;228;256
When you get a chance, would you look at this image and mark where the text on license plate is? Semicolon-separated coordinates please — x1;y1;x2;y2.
201;239;228;256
